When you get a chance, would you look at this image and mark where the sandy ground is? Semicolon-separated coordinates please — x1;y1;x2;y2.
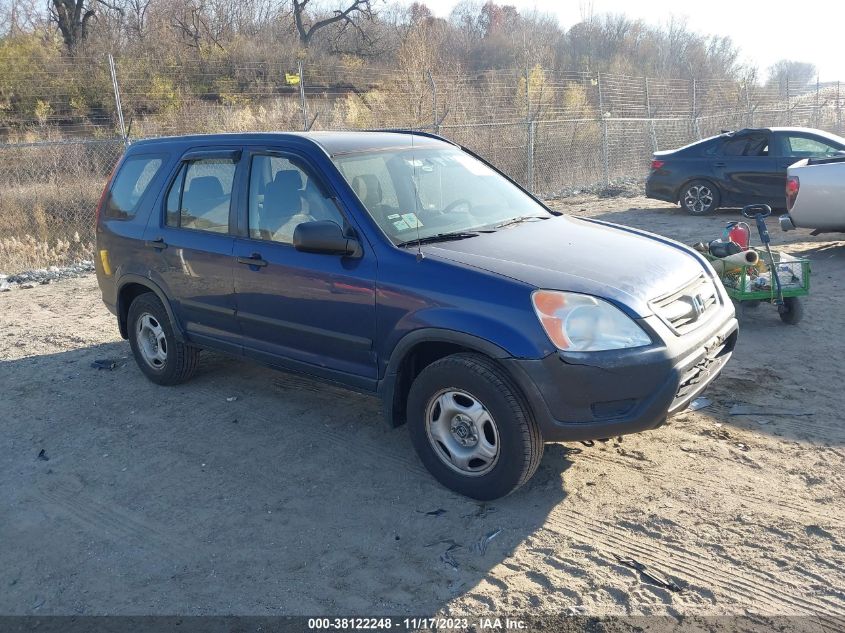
1;197;844;626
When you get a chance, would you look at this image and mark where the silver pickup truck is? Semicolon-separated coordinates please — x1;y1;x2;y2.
781;155;845;233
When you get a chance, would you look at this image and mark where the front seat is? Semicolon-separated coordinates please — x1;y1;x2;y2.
260;169;305;238
264;169;319;243
351;174;386;218
302;177;338;223
181;176;225;229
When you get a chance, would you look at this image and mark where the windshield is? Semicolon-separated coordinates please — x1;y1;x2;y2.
332;146;551;245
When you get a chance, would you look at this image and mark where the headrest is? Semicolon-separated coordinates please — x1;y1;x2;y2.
264;169;303;217
273;169;303;191
186;176;224;200
351;174;383;206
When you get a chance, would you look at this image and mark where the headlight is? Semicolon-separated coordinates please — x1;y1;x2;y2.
531;290;651;352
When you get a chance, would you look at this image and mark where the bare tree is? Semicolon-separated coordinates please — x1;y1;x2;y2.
125;0;153;39
49;0;123;52
168;0;224;50
767;60;817;97
291;0;375;48
0;0;45;37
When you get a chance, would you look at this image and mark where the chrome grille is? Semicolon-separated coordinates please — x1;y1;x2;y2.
651;274;720;335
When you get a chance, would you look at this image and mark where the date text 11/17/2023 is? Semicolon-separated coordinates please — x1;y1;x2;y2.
307;617;528;630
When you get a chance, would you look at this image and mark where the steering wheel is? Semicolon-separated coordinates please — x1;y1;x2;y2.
442;198;472;214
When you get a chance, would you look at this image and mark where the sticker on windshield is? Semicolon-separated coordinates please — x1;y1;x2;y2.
401;213;423;228
387;213;401;220
392;219;410;231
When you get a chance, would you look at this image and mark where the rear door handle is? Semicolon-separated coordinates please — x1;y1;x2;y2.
713;162;726;167
237;254;268;268
144;237;168;250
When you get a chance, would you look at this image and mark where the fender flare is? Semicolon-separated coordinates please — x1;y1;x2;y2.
116;274;185;341
378;328;513;427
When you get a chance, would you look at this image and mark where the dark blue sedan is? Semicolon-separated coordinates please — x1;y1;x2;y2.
646;127;845;214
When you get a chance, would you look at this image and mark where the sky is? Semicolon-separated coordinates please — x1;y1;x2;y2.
415;0;845;82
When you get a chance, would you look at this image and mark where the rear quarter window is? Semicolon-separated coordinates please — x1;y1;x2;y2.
697;139;721;156
104;154;166;220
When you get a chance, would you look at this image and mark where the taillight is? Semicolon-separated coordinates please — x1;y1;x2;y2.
651;159;665;170
786;176;800;211
95;163;119;229
95;184;109;227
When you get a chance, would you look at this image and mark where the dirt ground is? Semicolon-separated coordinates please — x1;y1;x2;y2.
1;196;844;627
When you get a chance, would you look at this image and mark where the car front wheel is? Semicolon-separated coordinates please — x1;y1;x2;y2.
407;353;543;500
680;180;720;214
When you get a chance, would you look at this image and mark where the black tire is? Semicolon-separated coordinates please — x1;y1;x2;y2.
779;296;804;325
127;293;200;385
679;180;720;215
406;353;543;500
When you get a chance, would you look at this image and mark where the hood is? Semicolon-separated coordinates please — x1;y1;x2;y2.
422;215;706;317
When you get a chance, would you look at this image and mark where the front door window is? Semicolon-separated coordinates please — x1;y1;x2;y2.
247;155;344;243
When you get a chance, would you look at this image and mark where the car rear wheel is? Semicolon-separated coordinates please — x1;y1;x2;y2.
128;293;200;385
680;180;720;215
407;353;543;500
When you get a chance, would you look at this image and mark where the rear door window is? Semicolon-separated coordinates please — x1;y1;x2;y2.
165;158;237;233
717;135;770;157
719;137;750;156
104;154;165;219
745;136;769;156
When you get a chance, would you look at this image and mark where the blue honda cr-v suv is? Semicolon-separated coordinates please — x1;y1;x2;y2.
95;131;738;499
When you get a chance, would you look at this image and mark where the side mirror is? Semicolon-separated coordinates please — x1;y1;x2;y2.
293;221;362;258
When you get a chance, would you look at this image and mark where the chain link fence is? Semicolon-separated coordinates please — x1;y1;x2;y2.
0;139;124;273
2;57;844;272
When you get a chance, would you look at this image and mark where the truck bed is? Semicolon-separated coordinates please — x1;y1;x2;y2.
785;157;845;232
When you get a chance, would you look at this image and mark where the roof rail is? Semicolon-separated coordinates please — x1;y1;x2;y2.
366;128;457;146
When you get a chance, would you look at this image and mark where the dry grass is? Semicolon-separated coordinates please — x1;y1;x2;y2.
0;234;93;273
0;179;101;273
0;140;120;273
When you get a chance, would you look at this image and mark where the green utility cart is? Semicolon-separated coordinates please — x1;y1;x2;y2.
704;205;810;325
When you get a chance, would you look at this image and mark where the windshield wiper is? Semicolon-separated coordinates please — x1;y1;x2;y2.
495;215;548;229
396;231;481;247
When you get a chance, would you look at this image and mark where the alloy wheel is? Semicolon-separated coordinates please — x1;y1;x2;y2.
683;185;714;213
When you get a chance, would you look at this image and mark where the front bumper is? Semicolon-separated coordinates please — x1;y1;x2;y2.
503;312;738;442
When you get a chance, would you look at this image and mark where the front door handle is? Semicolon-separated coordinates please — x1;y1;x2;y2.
713;162;726;168
237;254;268;268
144;237;168;250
